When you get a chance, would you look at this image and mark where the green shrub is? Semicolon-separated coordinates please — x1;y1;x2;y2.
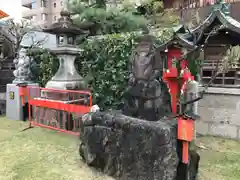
27;49;59;87
30;31;172;109
76;33;140;109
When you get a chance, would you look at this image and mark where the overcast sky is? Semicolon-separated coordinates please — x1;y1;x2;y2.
0;0;22;20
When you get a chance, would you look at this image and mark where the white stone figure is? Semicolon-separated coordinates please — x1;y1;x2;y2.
185;80;199;115
82;104;100;122
90;104;100;112
185;80;199;139
13;48;33;83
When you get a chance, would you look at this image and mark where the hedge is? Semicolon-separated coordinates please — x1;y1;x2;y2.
77;33;137;109
29;31;199;110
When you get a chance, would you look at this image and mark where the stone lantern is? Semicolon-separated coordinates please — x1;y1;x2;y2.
42;10;87;90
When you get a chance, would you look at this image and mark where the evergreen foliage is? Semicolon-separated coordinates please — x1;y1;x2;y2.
68;0;148;35
30;31;172;109
133;0;179;28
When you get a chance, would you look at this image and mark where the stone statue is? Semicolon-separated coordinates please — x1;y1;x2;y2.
78;35;199;180
13;48;36;84
123;35;172;121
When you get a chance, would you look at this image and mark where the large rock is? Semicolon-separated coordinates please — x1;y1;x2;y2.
79;111;179;180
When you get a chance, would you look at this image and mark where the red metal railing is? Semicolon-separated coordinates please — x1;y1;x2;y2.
26;86;92;136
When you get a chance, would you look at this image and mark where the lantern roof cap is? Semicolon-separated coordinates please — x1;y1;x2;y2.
42;9;86;35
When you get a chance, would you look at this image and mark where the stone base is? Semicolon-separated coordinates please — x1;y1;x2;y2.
35;90;82;131
79;111;200;180
6;83;38;121
0;93;6;115
0;99;6;115
45;80;86;90
36;108;77;131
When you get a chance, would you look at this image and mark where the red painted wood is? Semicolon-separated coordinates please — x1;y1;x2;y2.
29;99;91;114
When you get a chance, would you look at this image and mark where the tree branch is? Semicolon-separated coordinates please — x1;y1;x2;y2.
180;25;226;106
5;19;48;59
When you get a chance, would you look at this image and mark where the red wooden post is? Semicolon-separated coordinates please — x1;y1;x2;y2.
163;46;195;164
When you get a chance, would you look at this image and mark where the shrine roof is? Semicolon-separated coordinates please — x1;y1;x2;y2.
157;30;197;50
0;10;9;19
191;2;240;36
172;24;186;34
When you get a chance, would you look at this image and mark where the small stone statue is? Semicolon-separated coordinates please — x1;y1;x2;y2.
123;35;171;121
13;48;36;84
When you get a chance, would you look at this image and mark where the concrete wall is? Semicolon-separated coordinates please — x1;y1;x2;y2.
197;87;240;140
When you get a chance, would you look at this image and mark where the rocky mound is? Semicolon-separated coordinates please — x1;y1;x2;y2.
79;111;181;180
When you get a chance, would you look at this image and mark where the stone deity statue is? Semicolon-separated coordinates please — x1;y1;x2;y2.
13;48;38;84
123;35;172;121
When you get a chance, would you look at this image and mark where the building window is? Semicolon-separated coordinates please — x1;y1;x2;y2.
41;0;47;7
53;15;57;21
41;13;48;20
32;1;37;9
53;2;56;8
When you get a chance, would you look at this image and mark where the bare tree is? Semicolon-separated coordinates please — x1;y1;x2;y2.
4;18;49;83
5;19;48;58
5;19;30;58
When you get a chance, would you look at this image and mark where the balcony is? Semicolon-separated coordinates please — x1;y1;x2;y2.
22;8;37;18
21;0;33;6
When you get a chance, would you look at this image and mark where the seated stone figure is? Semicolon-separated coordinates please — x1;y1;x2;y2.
122;35;171;121
78;35;200;180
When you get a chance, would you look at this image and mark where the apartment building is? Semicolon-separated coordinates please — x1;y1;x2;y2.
22;0;65;27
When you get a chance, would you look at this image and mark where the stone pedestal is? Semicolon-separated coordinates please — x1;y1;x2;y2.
45;52;86;90
35;90;86;132
38;9;90;131
0;93;6;115
79;111;200;180
37;107;73;130
36;90;73;131
6;83;39;121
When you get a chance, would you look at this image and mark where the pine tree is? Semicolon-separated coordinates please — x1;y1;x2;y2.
68;0;148;35
133;0;179;28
